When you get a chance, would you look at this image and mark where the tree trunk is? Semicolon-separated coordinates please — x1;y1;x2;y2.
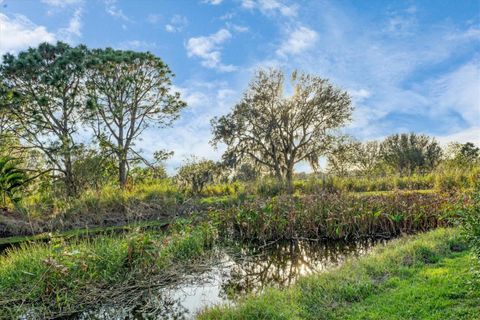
64;155;77;197
119;157;127;188
285;164;294;194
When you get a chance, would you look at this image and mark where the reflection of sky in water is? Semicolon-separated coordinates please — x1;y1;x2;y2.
73;239;386;320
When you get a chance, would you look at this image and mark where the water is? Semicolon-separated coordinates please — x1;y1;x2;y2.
71;238;387;320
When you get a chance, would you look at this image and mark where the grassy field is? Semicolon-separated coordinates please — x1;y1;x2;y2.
199;228;480;320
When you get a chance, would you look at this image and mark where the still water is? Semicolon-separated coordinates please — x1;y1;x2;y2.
71;239;386;320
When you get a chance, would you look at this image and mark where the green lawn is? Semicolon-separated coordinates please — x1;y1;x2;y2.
338;252;479;320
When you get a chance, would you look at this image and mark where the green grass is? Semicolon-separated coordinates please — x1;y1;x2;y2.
199;228;480;320
0;218;169;246
337;253;479;320
0;220;218;319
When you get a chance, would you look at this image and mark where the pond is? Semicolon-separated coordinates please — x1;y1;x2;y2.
69;238;388;320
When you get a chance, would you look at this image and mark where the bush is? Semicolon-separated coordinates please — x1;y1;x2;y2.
434;168;474;192
176;158;219;195
461;191;480;261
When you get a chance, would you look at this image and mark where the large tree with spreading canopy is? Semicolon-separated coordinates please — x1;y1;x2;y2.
211;69;352;186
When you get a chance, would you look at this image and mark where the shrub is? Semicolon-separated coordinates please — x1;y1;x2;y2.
461;191;480;261
176;158;219;195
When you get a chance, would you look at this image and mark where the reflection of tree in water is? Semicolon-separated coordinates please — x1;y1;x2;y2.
72;239;386;319
221;239;384;299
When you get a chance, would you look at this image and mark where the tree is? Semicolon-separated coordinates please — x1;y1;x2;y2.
353;140;383;175
85;49;186;188
0;42;88;196
71;146;116;192
326;137;359;176
459;142;480;162
445;142;480;168
381;133;442;175
211;69;352;187
176;157;219;195
233;163;260;182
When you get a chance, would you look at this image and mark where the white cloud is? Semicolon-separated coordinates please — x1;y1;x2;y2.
226;23;249;32
0;13;55;56
58;8;82;41
428;61;480;127
41;0;82;7
384;6;418;37
241;0;298;17
165;15;188;33
437;127;480;146
276;26;317;57
186;29;237;72
203;0;223;4
260;2;480;142
116;40;156;50
147;14;161;24
350;89;371;101
104;0;131;22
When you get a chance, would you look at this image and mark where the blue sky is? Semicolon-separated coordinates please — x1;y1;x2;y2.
1;0;479;172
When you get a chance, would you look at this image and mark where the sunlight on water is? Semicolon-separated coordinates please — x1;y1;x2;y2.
73;239;386;319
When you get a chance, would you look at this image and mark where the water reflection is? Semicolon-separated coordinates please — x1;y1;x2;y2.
71;239;386;320
221;239;383;299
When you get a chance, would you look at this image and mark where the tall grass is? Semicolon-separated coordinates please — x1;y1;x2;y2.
0;220;217;318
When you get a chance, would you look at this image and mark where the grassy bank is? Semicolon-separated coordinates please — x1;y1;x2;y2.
0;220;217;319
199;228;479;319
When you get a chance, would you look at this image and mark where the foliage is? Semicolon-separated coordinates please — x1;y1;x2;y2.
211;69;352;185
233;163;260;182
199;228;478;320
444;142;480;169
71;146;117;192
326;136;360;176
380;133;443;175
0;156;28;205
1;42;89;196
176;157;219;195
461;190;480;261
85;48;186;187
209;191;471;241
327;139;386;177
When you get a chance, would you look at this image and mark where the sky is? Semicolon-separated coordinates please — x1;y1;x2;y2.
0;0;479;173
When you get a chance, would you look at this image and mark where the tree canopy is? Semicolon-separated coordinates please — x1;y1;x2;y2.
380;133;442;175
211;69;352;185
0;42;88;196
85;48;186;187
